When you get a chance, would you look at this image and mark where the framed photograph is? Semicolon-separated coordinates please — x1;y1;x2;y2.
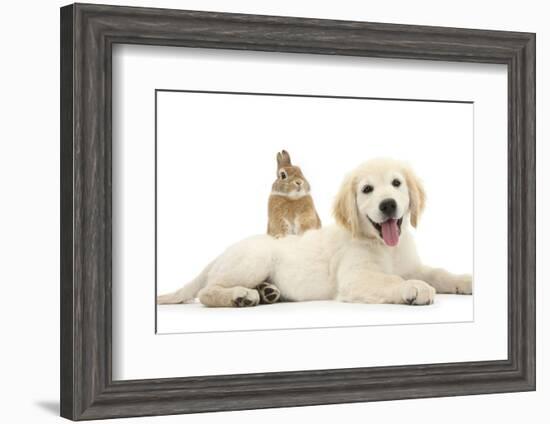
60;3;535;420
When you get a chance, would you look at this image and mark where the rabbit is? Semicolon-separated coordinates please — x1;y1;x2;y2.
267;150;322;238
256;150;322;305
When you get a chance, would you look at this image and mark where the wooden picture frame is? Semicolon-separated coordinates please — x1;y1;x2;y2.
60;3;535;420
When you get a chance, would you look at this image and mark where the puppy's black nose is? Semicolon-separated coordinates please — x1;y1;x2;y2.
379;198;397;216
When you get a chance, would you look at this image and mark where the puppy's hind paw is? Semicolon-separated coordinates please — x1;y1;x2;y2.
256;282;281;304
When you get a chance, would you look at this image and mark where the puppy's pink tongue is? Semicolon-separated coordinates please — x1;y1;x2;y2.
381;219;399;246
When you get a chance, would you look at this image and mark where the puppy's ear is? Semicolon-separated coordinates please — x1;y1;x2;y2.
404;167;426;228
333;174;361;238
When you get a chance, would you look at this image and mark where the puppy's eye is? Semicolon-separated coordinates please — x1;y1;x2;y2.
362;185;374;194
392;179;401;188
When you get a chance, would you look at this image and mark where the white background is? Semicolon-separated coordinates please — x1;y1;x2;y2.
0;0;546;423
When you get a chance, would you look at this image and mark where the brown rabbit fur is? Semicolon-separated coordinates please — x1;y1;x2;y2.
256;150;321;305
267;150;322;238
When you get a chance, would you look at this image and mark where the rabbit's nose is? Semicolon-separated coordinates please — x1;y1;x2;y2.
295;180;303;186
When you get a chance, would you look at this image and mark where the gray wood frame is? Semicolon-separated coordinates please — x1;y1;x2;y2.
60;3;536;420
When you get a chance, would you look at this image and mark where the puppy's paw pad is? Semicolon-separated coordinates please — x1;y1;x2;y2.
232;289;260;307
256;282;281;304
402;280;435;305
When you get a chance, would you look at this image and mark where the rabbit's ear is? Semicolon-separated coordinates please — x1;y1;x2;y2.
281;150;292;165
277;150;292;168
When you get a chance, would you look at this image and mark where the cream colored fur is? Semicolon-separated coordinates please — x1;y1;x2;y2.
157;158;472;307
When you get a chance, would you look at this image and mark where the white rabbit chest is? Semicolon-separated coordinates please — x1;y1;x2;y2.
283;217;301;235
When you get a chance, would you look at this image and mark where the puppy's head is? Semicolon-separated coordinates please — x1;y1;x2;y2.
333;158;426;246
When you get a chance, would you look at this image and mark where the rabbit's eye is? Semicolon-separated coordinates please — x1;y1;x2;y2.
279;171;287;180
362;185;374;194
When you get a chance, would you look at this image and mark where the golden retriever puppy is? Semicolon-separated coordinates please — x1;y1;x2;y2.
157;158;472;307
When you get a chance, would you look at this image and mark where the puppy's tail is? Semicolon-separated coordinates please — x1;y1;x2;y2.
157;261;214;304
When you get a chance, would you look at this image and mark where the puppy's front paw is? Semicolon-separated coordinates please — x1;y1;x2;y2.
454;274;472;295
402;280;436;305
232;288;260;307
